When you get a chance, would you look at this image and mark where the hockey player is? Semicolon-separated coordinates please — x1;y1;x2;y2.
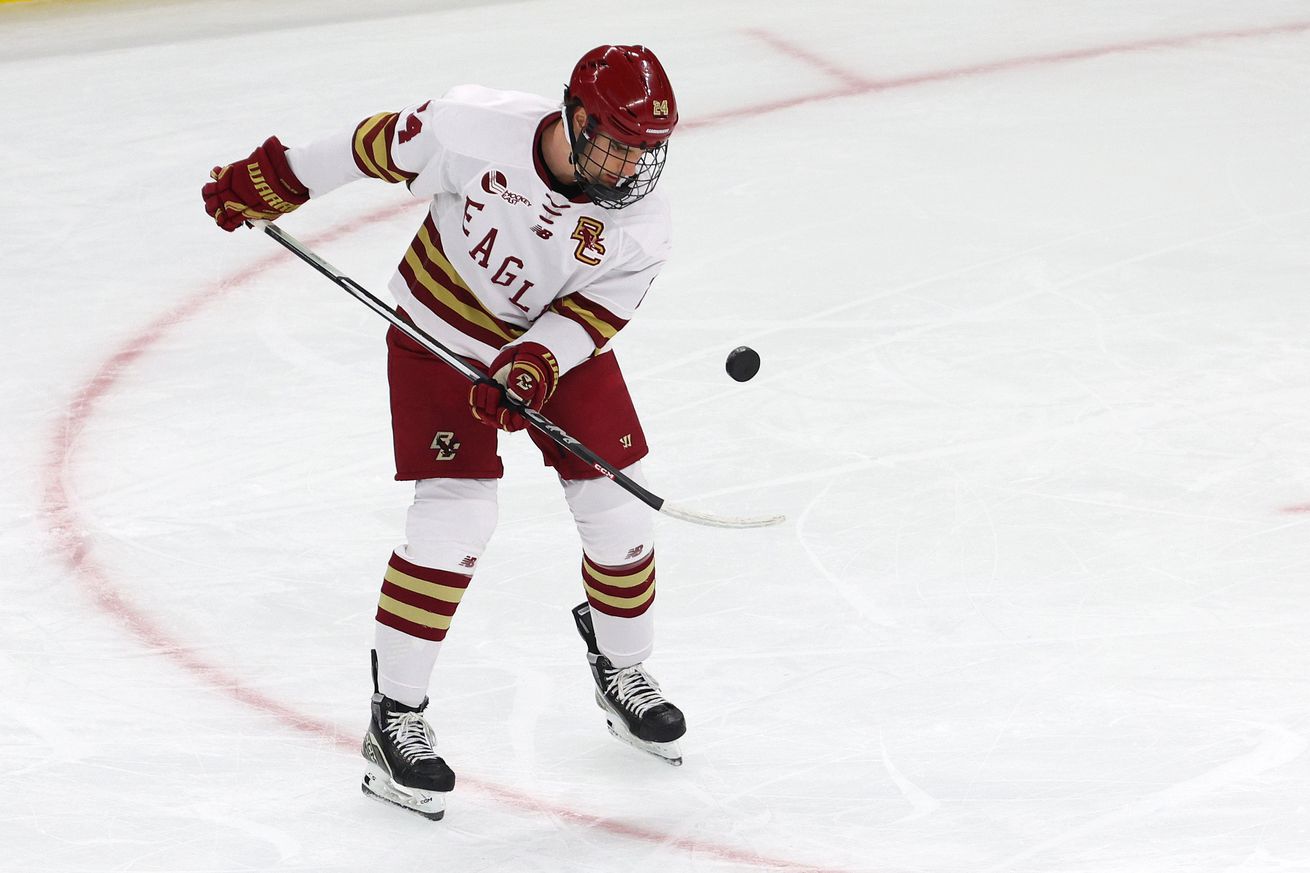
202;45;685;820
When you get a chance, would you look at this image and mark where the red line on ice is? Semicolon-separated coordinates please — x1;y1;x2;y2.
686;18;1310;129
42;17;1310;872
39;202;847;873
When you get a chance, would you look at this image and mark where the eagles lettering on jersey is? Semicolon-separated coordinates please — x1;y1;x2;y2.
288;86;671;376
400;213;526;350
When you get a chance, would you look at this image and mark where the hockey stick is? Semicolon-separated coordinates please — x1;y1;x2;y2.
253;221;785;529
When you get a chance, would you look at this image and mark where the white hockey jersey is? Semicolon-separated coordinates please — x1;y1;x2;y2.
286;86;672;374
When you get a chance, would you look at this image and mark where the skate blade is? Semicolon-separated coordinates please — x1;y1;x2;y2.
362;762;448;820
605;719;683;766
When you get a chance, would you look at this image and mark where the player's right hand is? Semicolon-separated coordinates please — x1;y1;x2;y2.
469;342;560;431
202;136;309;232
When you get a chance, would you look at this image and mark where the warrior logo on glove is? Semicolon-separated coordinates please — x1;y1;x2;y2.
202;136;309;232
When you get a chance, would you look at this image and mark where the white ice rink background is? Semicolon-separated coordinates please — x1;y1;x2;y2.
3;1;1310;870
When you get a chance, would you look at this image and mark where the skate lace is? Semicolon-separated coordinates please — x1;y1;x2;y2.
384;711;441;762
605;665;665;717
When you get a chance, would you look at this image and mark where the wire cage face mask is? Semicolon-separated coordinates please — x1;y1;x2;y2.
570;119;668;209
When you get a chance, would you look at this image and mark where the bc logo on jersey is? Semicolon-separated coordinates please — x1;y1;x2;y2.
571;217;606;267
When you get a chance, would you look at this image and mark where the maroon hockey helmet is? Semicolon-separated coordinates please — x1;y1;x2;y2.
563;45;677;208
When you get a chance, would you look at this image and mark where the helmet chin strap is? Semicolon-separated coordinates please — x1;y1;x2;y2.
563;102;622;189
561;105;577;166
563;103;596;188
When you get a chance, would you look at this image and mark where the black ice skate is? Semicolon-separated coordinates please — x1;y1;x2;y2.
361;651;455;820
572;602;686;766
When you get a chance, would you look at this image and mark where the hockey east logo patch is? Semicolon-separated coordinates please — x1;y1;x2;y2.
480;170;531;207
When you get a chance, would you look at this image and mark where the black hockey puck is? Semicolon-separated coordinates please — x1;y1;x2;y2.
725;346;761;382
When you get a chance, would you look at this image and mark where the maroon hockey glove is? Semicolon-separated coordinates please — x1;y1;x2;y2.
469;342;560;432
202;136;309;232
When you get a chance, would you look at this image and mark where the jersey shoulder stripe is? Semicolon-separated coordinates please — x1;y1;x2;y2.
352;112;417;184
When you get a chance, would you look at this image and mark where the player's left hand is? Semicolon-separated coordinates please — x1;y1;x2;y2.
469;342;560;431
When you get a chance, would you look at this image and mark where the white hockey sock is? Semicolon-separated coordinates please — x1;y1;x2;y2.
371;478;497;707
564;463;656;668
591;606;654;668
374;622;442;708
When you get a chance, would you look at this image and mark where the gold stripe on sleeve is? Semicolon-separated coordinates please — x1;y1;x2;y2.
557;297;620;343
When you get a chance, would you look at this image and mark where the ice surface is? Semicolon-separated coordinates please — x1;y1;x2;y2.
3;1;1309;870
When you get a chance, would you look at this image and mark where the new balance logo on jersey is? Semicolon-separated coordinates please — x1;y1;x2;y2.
458;555;478;569
625;545;645;560
430;432;460;461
